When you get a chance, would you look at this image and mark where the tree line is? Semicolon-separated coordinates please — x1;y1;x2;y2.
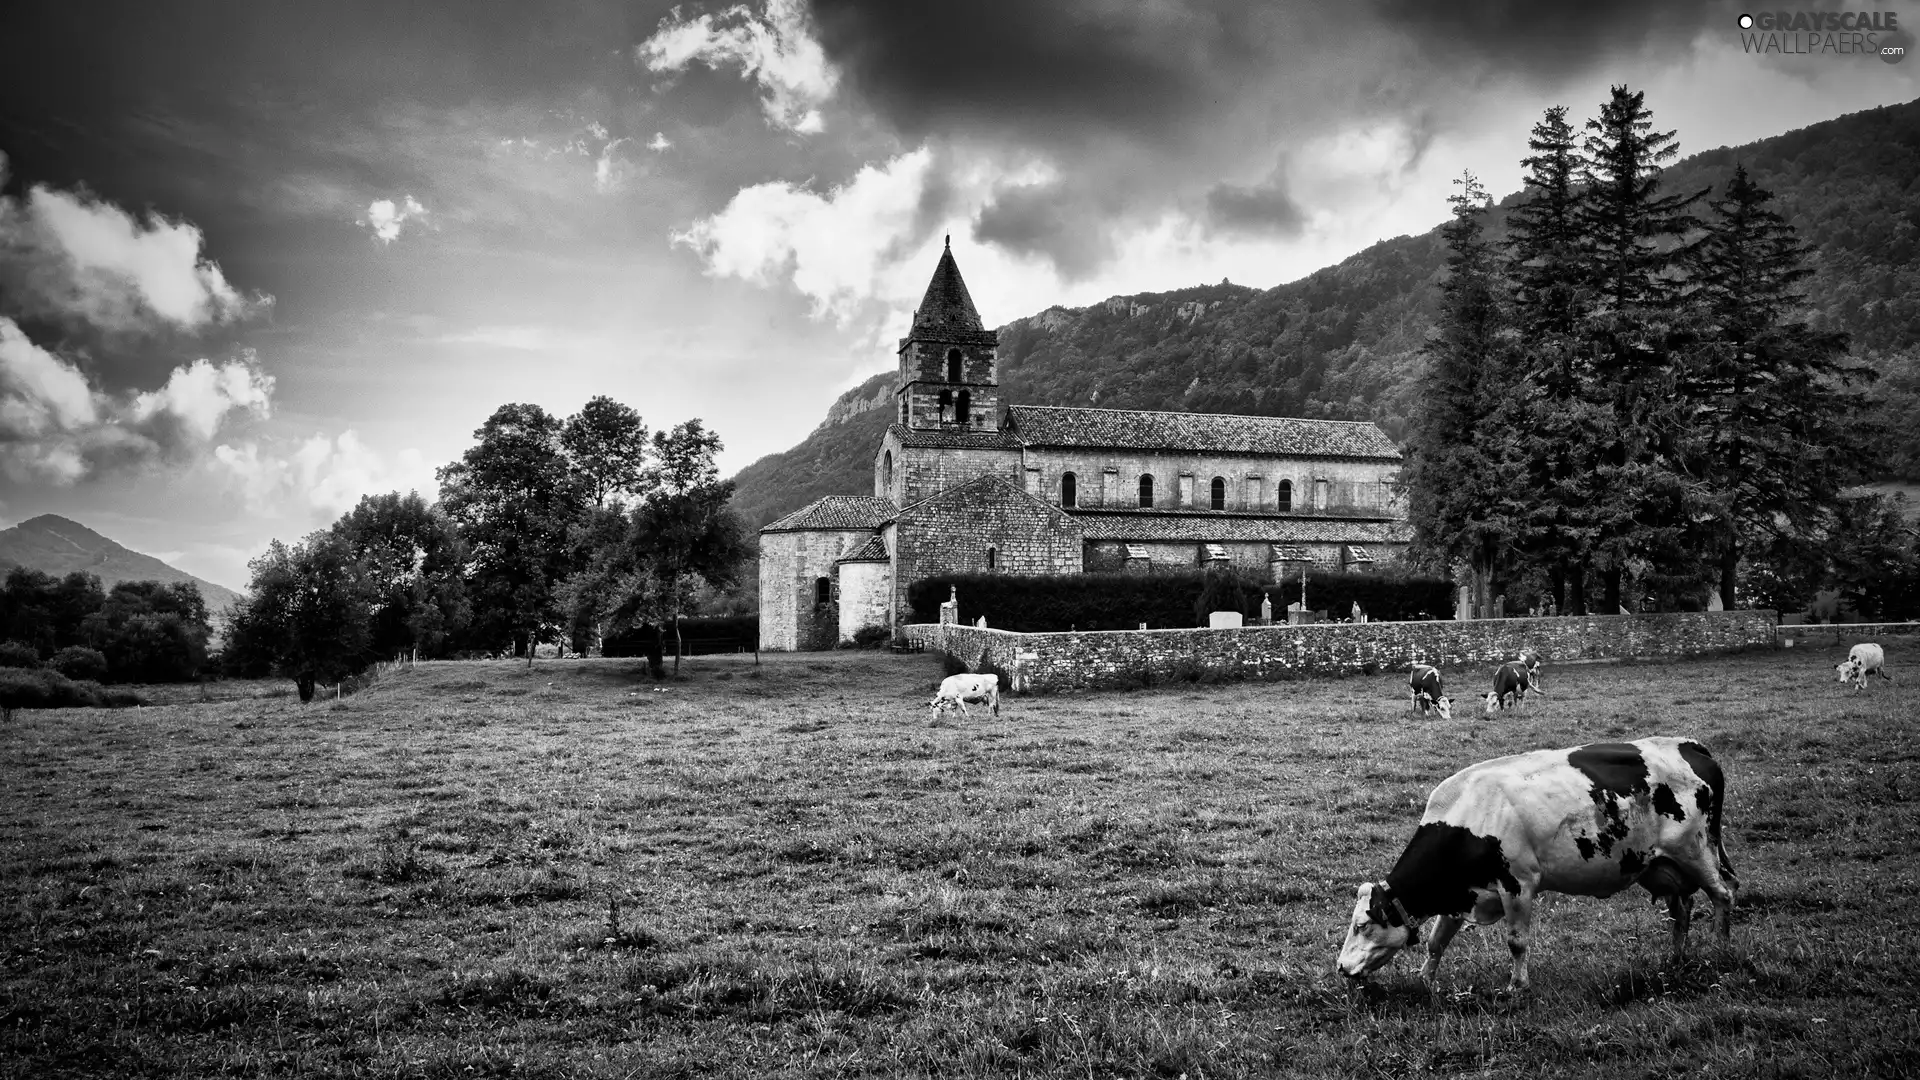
222;398;750;700
0;571;212;683
1403;85;1917;621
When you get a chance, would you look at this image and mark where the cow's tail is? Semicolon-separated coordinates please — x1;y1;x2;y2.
1696;749;1738;891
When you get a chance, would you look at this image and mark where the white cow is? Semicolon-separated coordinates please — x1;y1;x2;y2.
1835;643;1890;691
1337;736;1737;993
930;673;1000;716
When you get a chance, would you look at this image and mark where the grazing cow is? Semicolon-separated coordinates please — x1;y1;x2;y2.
1408;663;1453;720
1336;737;1737;993
1483;660;1546;715
1835;643;1891;692
929;673;1000;716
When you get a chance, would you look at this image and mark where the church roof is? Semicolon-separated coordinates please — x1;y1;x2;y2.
835;536;891;563
907;241;999;345
1075;513;1412;544
1007;406;1402;460
761;495;896;533
887;424;1023;450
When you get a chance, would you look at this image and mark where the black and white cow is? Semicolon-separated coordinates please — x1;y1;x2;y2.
1483;660;1546;715
1408;663;1453;720
1337;737;1737;992
1835;643;1890;692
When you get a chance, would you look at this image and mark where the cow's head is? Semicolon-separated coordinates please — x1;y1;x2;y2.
927;695;953;714
1431;696;1453;721
1835;659;1861;684
1338;882;1418;979
1484;691;1503;715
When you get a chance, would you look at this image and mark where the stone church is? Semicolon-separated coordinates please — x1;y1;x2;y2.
758;242;1412;651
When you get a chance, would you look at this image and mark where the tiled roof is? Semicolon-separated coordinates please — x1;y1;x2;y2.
1076;513;1413;544
762;495;896;533
1007;406;1401;460
909;243;998;344
1342;545;1376;563
836;536;891;563
887;424;1023;450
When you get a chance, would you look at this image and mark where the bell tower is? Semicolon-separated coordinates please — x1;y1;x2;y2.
895;237;1002;433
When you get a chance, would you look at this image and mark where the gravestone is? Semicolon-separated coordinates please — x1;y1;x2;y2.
1208;611;1244;629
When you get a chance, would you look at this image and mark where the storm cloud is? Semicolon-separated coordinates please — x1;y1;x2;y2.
794;0;1726;272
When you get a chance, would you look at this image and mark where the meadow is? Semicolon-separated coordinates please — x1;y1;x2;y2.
2;640;1916;1078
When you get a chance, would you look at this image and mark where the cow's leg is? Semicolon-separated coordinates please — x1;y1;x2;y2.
1501;889;1535;993
1665;892;1692;960
1419;915;1465;983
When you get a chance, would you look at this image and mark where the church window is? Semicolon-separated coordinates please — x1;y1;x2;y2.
1061;471;1077;508
986;546;997;569
1210;476;1226;510
883;450;894;491
957;389;971;424
814;577;831;606
937;388;952;421
1138;474;1154;508
947;348;962;383
1278;479;1293;512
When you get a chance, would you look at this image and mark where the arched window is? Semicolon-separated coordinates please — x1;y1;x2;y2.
814;577;831;606
1061;471;1077;508
946;348;962;383
883;450;894;491
1277;479;1293;512
1138;474;1154;508
937;388;952;421
986;546;997;569
956;389;971;424
1210;476;1226;510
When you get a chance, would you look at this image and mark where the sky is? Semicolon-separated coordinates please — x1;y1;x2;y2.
0;0;1914;592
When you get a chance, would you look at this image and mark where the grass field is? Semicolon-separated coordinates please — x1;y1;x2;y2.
3;642;1917;1078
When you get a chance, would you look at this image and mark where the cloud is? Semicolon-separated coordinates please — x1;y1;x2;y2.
214;430;435;517
670;147;944;324
648;132;673;152
639;0;839;133
783;0;1726;273
0;151;271;333
359;195;429;243
0;316;274;484
594;138;632;193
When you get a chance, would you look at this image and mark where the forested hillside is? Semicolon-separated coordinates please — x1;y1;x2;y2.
729;98;1920;531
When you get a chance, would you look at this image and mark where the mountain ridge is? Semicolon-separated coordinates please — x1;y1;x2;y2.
0;514;246;615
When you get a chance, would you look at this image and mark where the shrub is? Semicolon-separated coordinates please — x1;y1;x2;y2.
850;625;891;649
0;668;140;720
48;646;108;682
0;640;40;669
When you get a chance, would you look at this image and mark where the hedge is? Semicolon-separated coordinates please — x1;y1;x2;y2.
907;570;1454;632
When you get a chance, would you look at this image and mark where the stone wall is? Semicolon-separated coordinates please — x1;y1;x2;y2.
758;528;875;651
899;441;1022;507
902;610;1778;693
837;559;893;645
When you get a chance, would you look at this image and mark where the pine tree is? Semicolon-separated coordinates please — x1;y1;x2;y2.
1685;164;1874;608
1504;106;1597;612
1403;171;1523;611
1571;86;1712;613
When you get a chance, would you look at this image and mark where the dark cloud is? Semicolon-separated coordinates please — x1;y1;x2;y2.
1204;180;1307;236
1373;0;1722;80
973;181;1116;280
803;0;1728;274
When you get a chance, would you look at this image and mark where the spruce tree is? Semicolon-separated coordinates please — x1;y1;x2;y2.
1403;171;1522;612
1571;86;1711;613
1504;105;1595;612
1686;164;1873;607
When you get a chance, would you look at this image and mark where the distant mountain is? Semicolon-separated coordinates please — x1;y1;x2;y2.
729;98;1920;531
0;514;245;615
